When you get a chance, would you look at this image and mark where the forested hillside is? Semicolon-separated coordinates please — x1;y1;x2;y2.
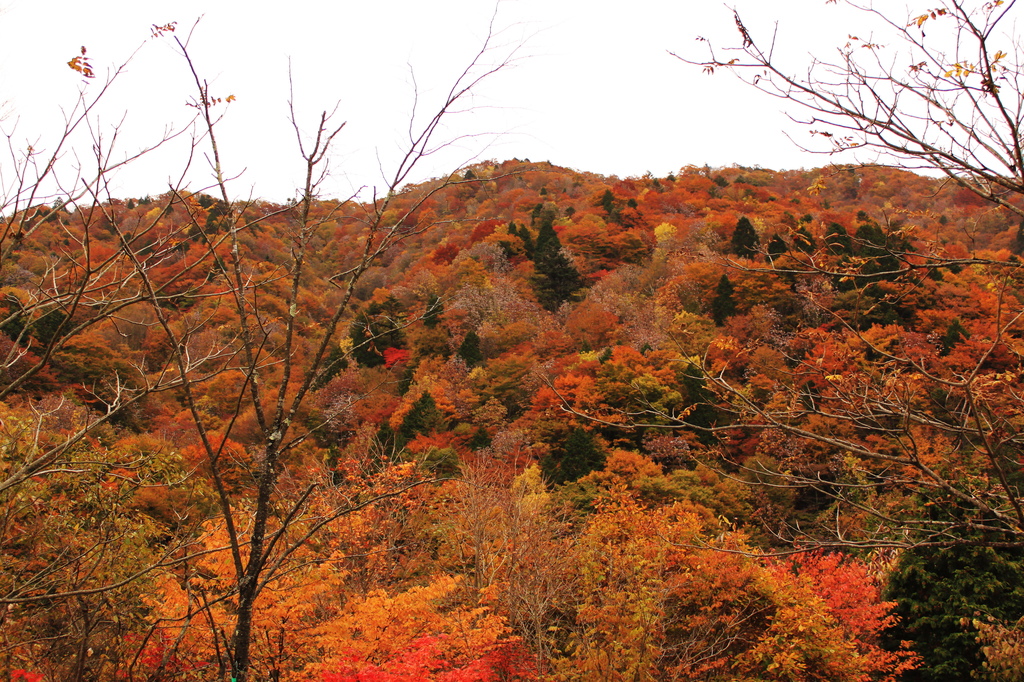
3;159;1024;681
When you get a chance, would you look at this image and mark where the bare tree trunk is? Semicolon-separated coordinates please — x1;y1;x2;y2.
166;18;517;680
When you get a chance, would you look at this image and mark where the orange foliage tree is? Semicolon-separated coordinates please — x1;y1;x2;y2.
560;494;916;681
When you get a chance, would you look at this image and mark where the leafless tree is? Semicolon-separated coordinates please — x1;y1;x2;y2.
140;17;519;681
681;0;1024;213
0;13;520;680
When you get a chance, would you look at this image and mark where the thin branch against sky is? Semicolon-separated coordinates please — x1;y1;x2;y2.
1;0;876;200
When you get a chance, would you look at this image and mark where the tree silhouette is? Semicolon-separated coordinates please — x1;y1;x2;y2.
710;274;737;326
349;297;406;367
399;392;447;443
731;216;760;258
825;222;853;255
541;427;605;485
457;330;484;366
685;1;1024;215
532;218;584;311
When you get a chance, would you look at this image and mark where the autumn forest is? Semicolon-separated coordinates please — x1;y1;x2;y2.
4;154;1024;681
6;3;1024;680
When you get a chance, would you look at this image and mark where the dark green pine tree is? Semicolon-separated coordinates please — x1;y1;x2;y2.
510;221;534;258
423;294;443;328
598;189;625;225
854;220;887;255
1;297;67;346
532;219;584;311
397;364;415;395
457;330;483;366
541;427;605;485
855;220;903;279
766;235;788;259
467;425;492;450
348;312;382;367
825;222;854;255
534;203;559;234
939;317;969;356
731;216;760;258
349;297;406;367
680;364;718;442
710;274;737;326
793;226;816;254
530;203;544;226
884;543;1024;682
204;198;231;232
534;214;556;253
398;391;446;442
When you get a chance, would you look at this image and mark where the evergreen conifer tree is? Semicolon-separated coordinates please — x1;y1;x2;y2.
710;274;737;326
731;216;760;258
399;392;446;442
794;226;816;253
535;203;558;233
767;235;788;259
532;218;584;311
510;221;535;258
825;222;853;255
312;344;347;390
854;220;887;256
855;220;903;279
349;297;406;367
457;330;483;366
534;216;558;255
541;427;605;485
397;364;415;395
940;318;969;356
530;203;544;226
423;294;443;328
467;425;491;450
885;543;1024;682
680;364;718;441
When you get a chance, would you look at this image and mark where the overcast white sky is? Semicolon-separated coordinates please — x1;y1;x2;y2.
0;0;893;202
